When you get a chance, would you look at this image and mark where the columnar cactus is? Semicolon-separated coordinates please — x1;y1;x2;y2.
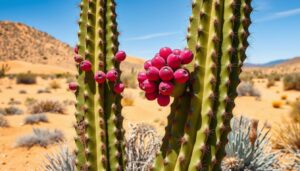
72;0;125;170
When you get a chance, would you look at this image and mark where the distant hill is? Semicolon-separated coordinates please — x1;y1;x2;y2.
245;57;300;68
0;21;144;74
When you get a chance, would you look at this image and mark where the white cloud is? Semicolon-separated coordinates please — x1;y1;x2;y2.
257;8;300;22
124;32;179;41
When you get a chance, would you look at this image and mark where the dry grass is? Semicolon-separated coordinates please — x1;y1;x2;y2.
24;114;49;125
48;80;61;89
273;122;300;151
281;94;288;100
283;73;300;91
121;72;137;89
29;101;66;114
290;101;300;123
0;115;9;127
122;93;134;106
272;101;283;108
237;82;261;97
0;106;23;115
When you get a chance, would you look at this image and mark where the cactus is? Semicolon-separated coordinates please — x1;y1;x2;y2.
73;0;253;170
72;0;125;170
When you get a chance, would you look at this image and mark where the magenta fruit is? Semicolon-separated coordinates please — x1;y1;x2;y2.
94;71;106;84
144;60;152;70
159;47;172;60
114;83;125;94
180;49;194;64
142;79;157;93
146;66;160;81
106;69;118;82
173;49;182;55
114;51;126;62
80;60;92;71
138;72;147;83
139;82;144;90
69;82;78;91
159;66;174;81
151;55;165;69
157;94;170;106
174;68;190;84
167;54;181;69
159;81;174;96
145;92;158;101
74;45;78;54
74;55;83;63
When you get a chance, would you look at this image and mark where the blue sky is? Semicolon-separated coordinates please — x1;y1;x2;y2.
0;0;299;64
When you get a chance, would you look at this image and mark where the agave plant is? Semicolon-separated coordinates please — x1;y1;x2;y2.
222;116;280;170
43;146;75;171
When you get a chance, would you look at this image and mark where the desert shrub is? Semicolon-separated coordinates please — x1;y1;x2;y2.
37;88;52;94
16;73;37;84
0;106;23;115
0;115;9;127
126;123;161;171
273;122;300;151
290;101;300;123
222;116;280;170
272;100;283;108
25;97;38;106
283;73;300;91
16;128;64;148
49;80;61;89
63;100;75;106
29;100;66;114
8;98;21;105
19;90;27;94
237;82;261;97
268;72;281;81
24;114;48;125
121;68;137;89
266;79;275;88
42;146;75;171
122;93;134;106
239;72;253;82
281;94;288;100
0;63;10;78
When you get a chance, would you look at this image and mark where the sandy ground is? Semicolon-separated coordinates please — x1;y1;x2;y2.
0;71;298;170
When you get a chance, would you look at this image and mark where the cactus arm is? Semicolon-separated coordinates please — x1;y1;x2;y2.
151;153;166;171
74;0;89;170
173;1;214;170
211;0;252;170
104;0;126;169
188;0;225;170
83;0;108;170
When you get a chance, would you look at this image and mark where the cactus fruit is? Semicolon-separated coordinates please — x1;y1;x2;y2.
167;54;181;69
159;81;174;96
157;94;171;107
172;49;182;55
146;66;160;81
144;60;152;70
142;80;157;93
174;68;189;84
114;83;125;94
106;69;118;82
138;71;147;83
179;49;194;64
159;66;174;81
145;92;158;101
114;51;127;62
79;60;92;71
152;55;166;69
68;82;78;91
74;55;83;63
94;71;106;84
159;47;173;60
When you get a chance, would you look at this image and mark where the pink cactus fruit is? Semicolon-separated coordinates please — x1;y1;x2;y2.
157;94;170;107
145;92;158;101
114;51;126;62
159;66;174;81
167;54;181;69
151;55;165;69
114;83;125;94
74;45;79;54
139;82;144;90
180;49;194;64
159;47;172;60
69;82;78;91
80;60;92;71
94;71;106;84
146;66;160;81
74;55;83;63
106;69;118;82
174;68;190;84
142;79;157;93
138;71;147;83
159;81;174;96
172;49;182;55
144;60;152;70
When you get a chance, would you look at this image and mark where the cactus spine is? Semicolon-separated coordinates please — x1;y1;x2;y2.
154;0;253;170
74;0;125;170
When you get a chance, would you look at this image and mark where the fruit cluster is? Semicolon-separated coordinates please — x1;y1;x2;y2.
69;47;126;94
138;47;193;106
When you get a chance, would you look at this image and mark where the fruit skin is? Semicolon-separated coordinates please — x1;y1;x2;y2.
145;92;158;101
167;54;181;69
114;83;125;94
151;55;165;69
80;60;92;71
174;68;189;84
114;51;126;62
157;94;170;106
74;55;83;63
159;66;174;81
139;82;144;90
146;66;160;81
159;81;174;96
106;69;118;82
144;60;152;70
94;71;106;84
159;47;172;60
69;82;78;91
138;72;147;83
74;45;78;54
142;79;157;93
173;49;182;55
179;49;194;64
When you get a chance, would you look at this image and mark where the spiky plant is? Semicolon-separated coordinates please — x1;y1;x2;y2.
222;116;280;170
43;146;75;171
